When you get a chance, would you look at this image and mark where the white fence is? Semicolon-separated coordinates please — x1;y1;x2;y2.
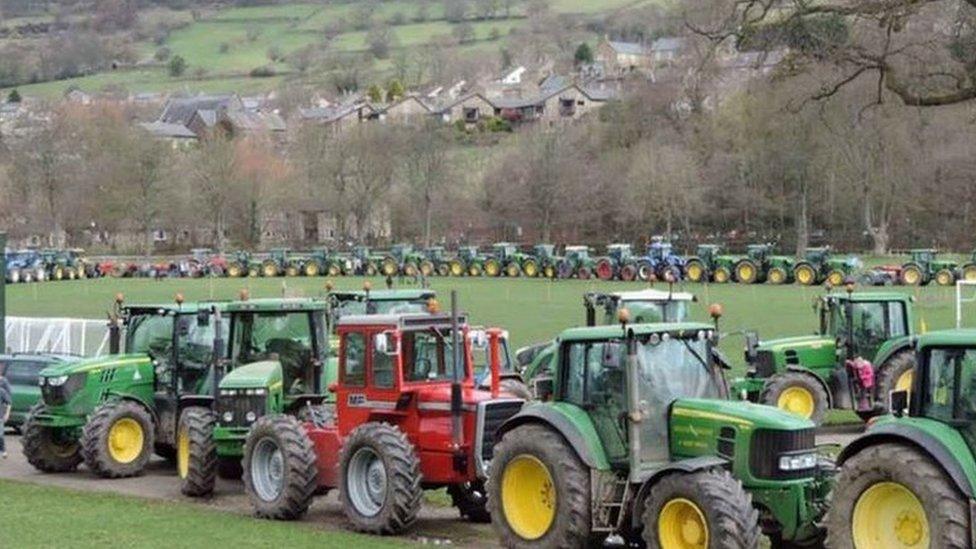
4;317;112;357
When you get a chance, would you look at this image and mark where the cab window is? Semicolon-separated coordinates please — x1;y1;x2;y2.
372;334;395;389
4;361;43;386
127;315;174;355
402;329;458;383
922;347;976;421
343;333;366;387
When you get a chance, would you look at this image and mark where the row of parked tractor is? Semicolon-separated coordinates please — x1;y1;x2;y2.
8;243;976;288
6;278;974;547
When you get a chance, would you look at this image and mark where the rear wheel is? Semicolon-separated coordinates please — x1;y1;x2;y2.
505;262;521;277
620;264;637;282
794;264;817;286
637;261;654;281
484;259;501;277
449;260;464;276
22;404;82;472
304;263;320;277
642;469;761;549
577;266;592;280
935;268;955;286
419;260;435;277
179;407;217;497
595;259;615;281
522;259;539;278
684;260;706;283
827;270;846;287
900;264;924;286
243;415;318;520
380;258;398;277
436;263;451;277
962;264;976;282
825;443;970;549
713;266;731;284
735;260;759;284
488;424;590;548
767;266;788;285
760;372;829;426
81;400;155;478
262;261;279;277
448;481;490;523
339;422;422;534
543;263;556;279
468;263;483;277
327;263;341;277
875;352;916;410
285;264;300;277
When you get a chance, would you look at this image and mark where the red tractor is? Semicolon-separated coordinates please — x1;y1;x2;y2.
239;301;525;534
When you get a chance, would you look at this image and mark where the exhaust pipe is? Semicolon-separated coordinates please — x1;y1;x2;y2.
450;290;465;472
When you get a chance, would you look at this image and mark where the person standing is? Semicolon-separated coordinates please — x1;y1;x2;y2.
0;370;10;459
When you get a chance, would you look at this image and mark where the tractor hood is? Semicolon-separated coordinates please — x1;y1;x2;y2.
671;398;815;431
39;353;149;377
755;335;835;353
219;360;282;390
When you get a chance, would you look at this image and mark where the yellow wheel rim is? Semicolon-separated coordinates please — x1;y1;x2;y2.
263;264;277;277
687;264;702;282
501;455;556;540
228;265;241;277
853;482;928;549
524;262;538;277
305;264;319;277
936;271;952;286
738;264;754;282
286;267;299;277
544;266;555;278
108;417;144;464
714;269;728;283
769;269;784;284
658;498;709;549
829;272;844;286
177;426;190;479
904;269;920;285
450;263;463;276
777;387;815;418
964;268;976;282
896;370;914;392
486;262;499;276
797;267;814;285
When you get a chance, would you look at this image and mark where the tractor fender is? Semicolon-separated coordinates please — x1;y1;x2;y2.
629;456;730;530
495;407;607;470
784;366;834;408
873;339;913;369
837;424;976;498
179;395;215;411
102;393;159;427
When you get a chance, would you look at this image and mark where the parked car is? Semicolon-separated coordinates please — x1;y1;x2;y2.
0;354;73;431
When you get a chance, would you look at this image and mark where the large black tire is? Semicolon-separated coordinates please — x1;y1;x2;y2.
242;414;318;520
684;259;707;283
874;351;916;410
900;263;925;286
339;422;422;534
81;400;155;478
735;259;760;284
448;481;491;523
760;372;829;426
825;443;970;549
179;407;217;497
713;266;732;283
21;403;83;472
218;457;243;480
498;378;533;400
487;424;590;548
641;469;761;549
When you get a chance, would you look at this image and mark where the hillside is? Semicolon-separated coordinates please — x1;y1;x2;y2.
0;0;658;99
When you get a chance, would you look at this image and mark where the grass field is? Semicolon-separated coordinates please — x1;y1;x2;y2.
0;480;401;548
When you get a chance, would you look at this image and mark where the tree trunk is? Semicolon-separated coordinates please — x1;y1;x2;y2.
864;196;889;255
423;187;432;248
795;181;809;256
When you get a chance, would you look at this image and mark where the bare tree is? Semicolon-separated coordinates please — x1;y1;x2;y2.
403;122;453;246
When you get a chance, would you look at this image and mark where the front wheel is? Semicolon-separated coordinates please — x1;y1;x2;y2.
825;443;970;549
760;372;829;426
22;404;83;472
419;260;434;277
178;407;217;497
713;266;732;284
242;415;318;520
449;260;464;277
81;400;155;478
488;424;590;548
735;260;759;284
900;264;924;286
505;262;521;277
935;268;955;286
684;259;706;283
642;469;761;549
827;269;846;287
767;266;788;285
522;259;539;278
484;259;501;277
794;263;817;286
339;422;422;534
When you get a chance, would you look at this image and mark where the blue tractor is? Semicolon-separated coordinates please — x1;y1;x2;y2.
636;240;685;282
5;249;46;283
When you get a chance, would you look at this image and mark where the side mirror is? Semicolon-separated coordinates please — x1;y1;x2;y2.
471;330;488;349
890;390;909;417
196;310;211;327
744;332;759;362
534;377;554;401
374;332;398;355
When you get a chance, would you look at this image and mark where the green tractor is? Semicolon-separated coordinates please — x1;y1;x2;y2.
226;251;260;278
958;250;976;282
23;297;227;478
421;246;452;277
731;243;796;285
351;246;382;276
792;246;860;287
825;329;976;549
381;244;425;277
516;289;696;395
733;290;917;425
682;244;723;283
556;245;596;279
533;244;560;278
178;298;330;497
487;320;831;548
595;243;639;281
901;248;958;286
302;248;350;277
456;245;490;277
487;242;539;278
259;249;294;277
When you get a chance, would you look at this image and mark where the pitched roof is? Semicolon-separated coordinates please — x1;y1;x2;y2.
650;37;686;52
138;121;198;139
159;94;243;125
298;102;374;123
427;92;493;113
220;109;286;132
607;40;651;56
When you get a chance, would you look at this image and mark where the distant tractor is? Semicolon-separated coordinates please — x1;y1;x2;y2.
792;246;859;287
825;329;976;549
959;250;976;282
733;288;917;425
486;242;538;277
238;308;526;532
595;243;639;281
455;245;488;276
258;249;293;277
488;319;830;548
381;244;426;277
556;246;596;279
421;246;451;276
226;251;260;278
682;244;723;283
731;243;795;285
23;297;226;478
532;244;560;278
351;246;383;276
304;248;352;277
900;248;958;286
636;240;685;282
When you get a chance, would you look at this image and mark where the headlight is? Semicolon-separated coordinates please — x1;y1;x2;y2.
778;452;818;471
220;389;236;396
222;411;234;423
245;411;257;423
253;388;266;396
46;375;69;387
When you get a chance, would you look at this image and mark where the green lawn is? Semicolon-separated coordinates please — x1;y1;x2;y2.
0;480;402;548
4;69;285;99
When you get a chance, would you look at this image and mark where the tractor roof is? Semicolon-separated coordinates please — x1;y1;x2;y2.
565;245;590;251
610;289;695;302
826;292;913;303
338;312;467;330
559;321;714;342
225;298;328;312
125;301;225;314
331;289;436;301
915;329;976;348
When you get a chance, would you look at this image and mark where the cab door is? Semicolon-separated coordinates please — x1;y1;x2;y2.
560;340;629;467
335;329;373;434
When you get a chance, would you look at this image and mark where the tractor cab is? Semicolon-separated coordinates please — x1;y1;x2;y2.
819;292;912;359
492;242;518;261
326;289;437;330
390;243;414;262
606;243;633;262
696;243;722;262
564;245;590;262
746;243;773;262
457;245;479;262
533;244;555;260
424;246;446;261
584;289;695;326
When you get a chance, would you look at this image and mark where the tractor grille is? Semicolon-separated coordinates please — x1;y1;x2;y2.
749;428;816;480
477;400;524;463
217;394;267;428
40;374;86;406
753;351;776;378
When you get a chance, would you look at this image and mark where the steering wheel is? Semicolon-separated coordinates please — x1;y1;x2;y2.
414;357;433;379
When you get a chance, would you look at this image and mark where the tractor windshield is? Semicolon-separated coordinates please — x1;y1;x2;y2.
335;299;429;318
613;301;689;324
127;314;174;355
127;313;224;365
232;311;324;394
920;347;976;423
828;300;908;345
401;328;464;383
